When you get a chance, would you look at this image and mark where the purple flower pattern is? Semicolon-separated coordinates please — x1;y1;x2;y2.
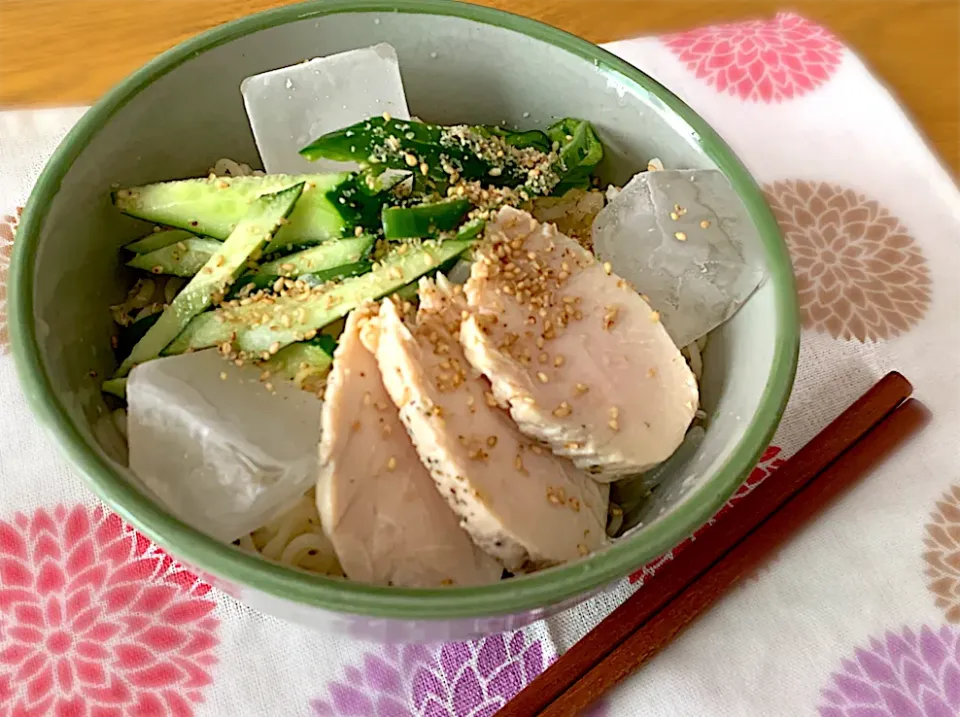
819;625;960;717
311;631;606;717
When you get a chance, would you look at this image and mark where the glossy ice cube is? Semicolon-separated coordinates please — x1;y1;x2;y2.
592;169;766;348
241;43;410;174
126;350;322;542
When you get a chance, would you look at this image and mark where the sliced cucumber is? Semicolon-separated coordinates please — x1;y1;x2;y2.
124;228;200;254
101;378;128;399
258;235;375;277
112;173;348;251
116;183;305;376
228;260;371;300
165;239;473;356
127;238;222;277
116;312;161;360
258;340;334;392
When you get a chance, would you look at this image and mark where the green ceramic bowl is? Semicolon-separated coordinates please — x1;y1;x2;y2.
9;0;798;641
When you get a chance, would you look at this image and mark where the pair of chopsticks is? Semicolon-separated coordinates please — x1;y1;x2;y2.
499;371;924;716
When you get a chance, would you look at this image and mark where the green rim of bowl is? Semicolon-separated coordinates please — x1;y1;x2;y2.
9;0;799;620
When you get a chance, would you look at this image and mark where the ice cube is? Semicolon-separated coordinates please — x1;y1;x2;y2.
241;43;410;174
126;350;322;543
592;169;766;348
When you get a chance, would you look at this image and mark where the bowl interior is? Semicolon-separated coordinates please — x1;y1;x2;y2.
13;0;797;620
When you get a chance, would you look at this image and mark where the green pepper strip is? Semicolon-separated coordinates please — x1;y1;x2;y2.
381;199;472;240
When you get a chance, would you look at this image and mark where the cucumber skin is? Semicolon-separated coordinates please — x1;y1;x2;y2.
164;240;473;356
117;183;305;376
112;173;349;250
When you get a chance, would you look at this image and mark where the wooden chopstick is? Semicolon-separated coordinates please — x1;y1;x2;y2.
498;371;916;717
542;396;927;716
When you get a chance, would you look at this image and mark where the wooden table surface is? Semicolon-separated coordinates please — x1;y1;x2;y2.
0;0;957;174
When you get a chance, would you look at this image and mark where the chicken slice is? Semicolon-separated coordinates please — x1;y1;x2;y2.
373;279;608;572
460;207;699;479
316;305;501;587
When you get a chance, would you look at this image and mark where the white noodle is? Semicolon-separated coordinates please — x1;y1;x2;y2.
112;409;128;439
211;158;264;177
683;340;703;380
279;533;342;575
244;490;343;576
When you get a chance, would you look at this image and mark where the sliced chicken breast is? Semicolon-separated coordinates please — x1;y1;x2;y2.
460;207;699;479
316;305;501;587
373;278;608;572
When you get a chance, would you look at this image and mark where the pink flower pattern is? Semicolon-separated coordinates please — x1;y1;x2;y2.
310;632;606;717
0;504;219;716
663;13;844;103
819;626;960;717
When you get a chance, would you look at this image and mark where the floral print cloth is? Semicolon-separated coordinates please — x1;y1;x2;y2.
1;13;958;716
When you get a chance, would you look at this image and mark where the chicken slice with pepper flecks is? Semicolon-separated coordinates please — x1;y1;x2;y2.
373;277;608;572
460;207;699;480
316;304;501;587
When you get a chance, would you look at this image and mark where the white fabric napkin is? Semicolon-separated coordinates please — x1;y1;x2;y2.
1;13;958;717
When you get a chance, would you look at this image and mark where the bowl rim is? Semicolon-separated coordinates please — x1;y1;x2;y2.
9;0;799;620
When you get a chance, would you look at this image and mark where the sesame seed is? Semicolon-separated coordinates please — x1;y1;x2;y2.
675;231;687;241
648;368;657;378
268;341;281;355
577;543;589;556
547;493;563;506
608;419;620;431
554;355;565;368
419;162;429;175
610;406;620;419
264;382;274;392
700;220;711;229
487;436;498;448
670;211;679;221
404;153;418;167
537;372;549;383
569;497;581;512
219;372;228;381
530;444;544;455
575;383;589;394
603;262;612;275
387;456;397;471
355;225;365;237
552;401;572;418
650;311;661;322
382;112;392;121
